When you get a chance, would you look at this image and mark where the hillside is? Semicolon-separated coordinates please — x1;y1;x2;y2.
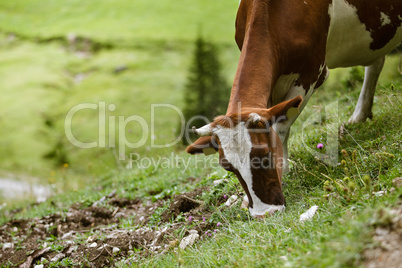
0;0;401;267
0;0;239;181
0;85;401;266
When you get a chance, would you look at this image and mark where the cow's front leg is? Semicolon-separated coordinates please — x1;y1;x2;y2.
348;56;385;124
272;123;291;174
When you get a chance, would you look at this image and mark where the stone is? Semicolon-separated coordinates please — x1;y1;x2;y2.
89;242;97;248
179;232;199;250
300;206;319;222
2;243;13;250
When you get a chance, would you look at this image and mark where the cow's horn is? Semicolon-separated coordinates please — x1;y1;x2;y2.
249;113;261;124
192;124;213;136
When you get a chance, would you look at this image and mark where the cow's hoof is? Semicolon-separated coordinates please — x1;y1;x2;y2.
348;112;372;124
348;118;365;124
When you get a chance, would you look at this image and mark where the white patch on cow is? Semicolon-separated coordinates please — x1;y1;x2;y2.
243;195;249;205
327;0;402;68
240;195;249;209
380;12;391;27
213;123;285;217
349;56;385;123
214;123;251;169
271;73;300;106
272;65;327;173
272;85;309;174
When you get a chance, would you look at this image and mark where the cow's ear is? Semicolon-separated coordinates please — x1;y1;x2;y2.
265;95;303;120
186;136;218;155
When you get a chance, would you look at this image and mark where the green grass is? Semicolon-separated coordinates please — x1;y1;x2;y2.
1;81;400;267
0;2;401;266
131;83;401;267
0;0;241;180
0;0;238;43
0;37;192;176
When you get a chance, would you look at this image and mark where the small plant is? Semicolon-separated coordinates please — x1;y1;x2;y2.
47;257;76;267
50;243;65;252
148;201;170;226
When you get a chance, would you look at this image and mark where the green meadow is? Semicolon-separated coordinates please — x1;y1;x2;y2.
0;0;239;181
0;0;401;267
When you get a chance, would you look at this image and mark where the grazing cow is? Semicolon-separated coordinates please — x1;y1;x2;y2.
186;0;402;217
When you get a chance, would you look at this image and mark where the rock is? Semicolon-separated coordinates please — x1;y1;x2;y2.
92;196;106;207
373;190;387;197
2;243;13;250
114;212;126;218
65;245;78;254
179;231;199;250
89;242;97;248
149;246;161;252
113;247;120;254
300;206;319;222
50;253;65;262
61;231;74;240
225;195;238;206
213;179;228;186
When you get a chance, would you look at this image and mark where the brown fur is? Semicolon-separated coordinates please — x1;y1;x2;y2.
187;0;401;215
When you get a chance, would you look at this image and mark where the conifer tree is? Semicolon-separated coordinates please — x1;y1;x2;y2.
181;35;230;144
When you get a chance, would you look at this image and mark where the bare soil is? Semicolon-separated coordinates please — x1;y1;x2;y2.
2;187;399;267
0;187;218;267
364;205;402;268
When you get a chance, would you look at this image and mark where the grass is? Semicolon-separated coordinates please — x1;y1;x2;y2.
0;1;401;266
0;0;238;43
0;0;397;182
130;81;401;267
1;80;401;267
0;0;241;180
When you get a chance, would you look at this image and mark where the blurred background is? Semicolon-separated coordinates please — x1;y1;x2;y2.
0;0;400;203
0;0;239;200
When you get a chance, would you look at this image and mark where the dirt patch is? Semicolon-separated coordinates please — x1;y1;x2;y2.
161;187;208;221
364;205;402;268
0;187;219;267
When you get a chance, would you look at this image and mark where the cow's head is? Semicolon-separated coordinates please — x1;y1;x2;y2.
186;95;303;217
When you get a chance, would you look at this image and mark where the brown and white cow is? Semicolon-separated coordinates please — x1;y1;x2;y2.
186;0;402;217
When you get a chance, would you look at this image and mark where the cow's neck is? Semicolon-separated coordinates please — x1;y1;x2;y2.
226;2;280;115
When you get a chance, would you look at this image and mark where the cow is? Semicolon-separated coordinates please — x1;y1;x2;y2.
186;0;402;217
